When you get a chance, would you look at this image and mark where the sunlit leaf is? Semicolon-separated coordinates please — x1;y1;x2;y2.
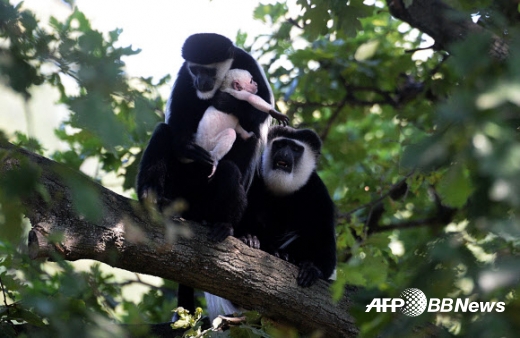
354;40;380;61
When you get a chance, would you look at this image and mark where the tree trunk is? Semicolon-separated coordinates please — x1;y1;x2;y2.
0;141;358;338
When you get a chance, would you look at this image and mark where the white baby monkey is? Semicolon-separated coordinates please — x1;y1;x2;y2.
195;68;289;177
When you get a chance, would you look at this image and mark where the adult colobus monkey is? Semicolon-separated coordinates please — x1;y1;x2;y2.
137;33;274;240
237;126;337;287
136;33;275;315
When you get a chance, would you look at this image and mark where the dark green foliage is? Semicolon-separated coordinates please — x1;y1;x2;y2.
0;2;171;337
247;1;520;336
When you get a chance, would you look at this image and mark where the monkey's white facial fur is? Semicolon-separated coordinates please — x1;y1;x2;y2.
222;69;257;94
241;76;258;94
261;137;317;196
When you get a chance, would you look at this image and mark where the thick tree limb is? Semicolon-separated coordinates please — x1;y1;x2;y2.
386;0;509;60
0;142;358;337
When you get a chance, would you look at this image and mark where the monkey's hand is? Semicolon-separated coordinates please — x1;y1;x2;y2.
139;185;161;204
239;234;260;249
268;109;289;126
209;222;234;242
179;142;214;167
297;261;323;287
139;186;176;212
274;251;289;261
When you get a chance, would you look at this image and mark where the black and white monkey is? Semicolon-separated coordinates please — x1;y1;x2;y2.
237;126;337;287
203;126;337;321
137;33;276;240
136;33;281;318
196;68;288;177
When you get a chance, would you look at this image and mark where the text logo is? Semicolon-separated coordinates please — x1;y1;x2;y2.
366;288;505;316
400;288;427;316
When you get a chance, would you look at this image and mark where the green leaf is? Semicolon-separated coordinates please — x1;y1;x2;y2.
401;132;449;172
68;93;130;153
229;326;263;338
69;8;91;31
9;307;46;326
303;3;330;39
0;322;17;337
438;164;473;208
335;4;366;37
354;40;380;61
333;254;389;300
20;11;38;32
58;167;103;223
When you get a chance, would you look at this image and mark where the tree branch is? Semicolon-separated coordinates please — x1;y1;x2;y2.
371;217;441;233
0;142;358;337
338;172;414;221
320;96;349;142
386;0;509;60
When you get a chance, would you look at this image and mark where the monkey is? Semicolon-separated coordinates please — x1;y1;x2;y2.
196;68;289;177
236;126;337;287
137;33;275;240
136;33;276;318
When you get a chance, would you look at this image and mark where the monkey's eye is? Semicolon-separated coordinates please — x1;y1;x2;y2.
250;78;253;84
291;145;303;153
272;141;283;150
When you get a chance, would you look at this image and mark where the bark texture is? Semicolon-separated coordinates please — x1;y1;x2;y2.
0;142;358;338
386;0;509;60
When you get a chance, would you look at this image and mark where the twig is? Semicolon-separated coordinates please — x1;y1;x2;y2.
405;44;436;54
338;172;415;220
320;96;349;142
370;217;440;233
0;276;10;313
287;18;303;30
0;276;17;332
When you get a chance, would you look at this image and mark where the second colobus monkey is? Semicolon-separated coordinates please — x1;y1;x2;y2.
237;126;337;287
205;126;337;320
196;69;289;177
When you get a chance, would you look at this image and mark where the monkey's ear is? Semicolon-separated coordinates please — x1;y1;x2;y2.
233;80;243;91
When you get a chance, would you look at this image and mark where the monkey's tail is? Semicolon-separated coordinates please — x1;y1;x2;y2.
204;292;242;321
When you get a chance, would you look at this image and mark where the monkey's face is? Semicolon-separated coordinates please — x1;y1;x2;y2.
241;76;258;94
270;139;304;174
188;64;217;92
186;59;233;100
261;128;320;195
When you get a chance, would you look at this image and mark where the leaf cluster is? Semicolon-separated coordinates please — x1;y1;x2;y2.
247;0;520;336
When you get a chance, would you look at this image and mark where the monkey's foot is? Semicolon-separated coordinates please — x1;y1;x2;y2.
140;186;157;204
208;165;217;178
209;222;234;242
241;131;255;140
274;251;289;261
139;186;173;211
239;234;260;249
297;261;323;287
